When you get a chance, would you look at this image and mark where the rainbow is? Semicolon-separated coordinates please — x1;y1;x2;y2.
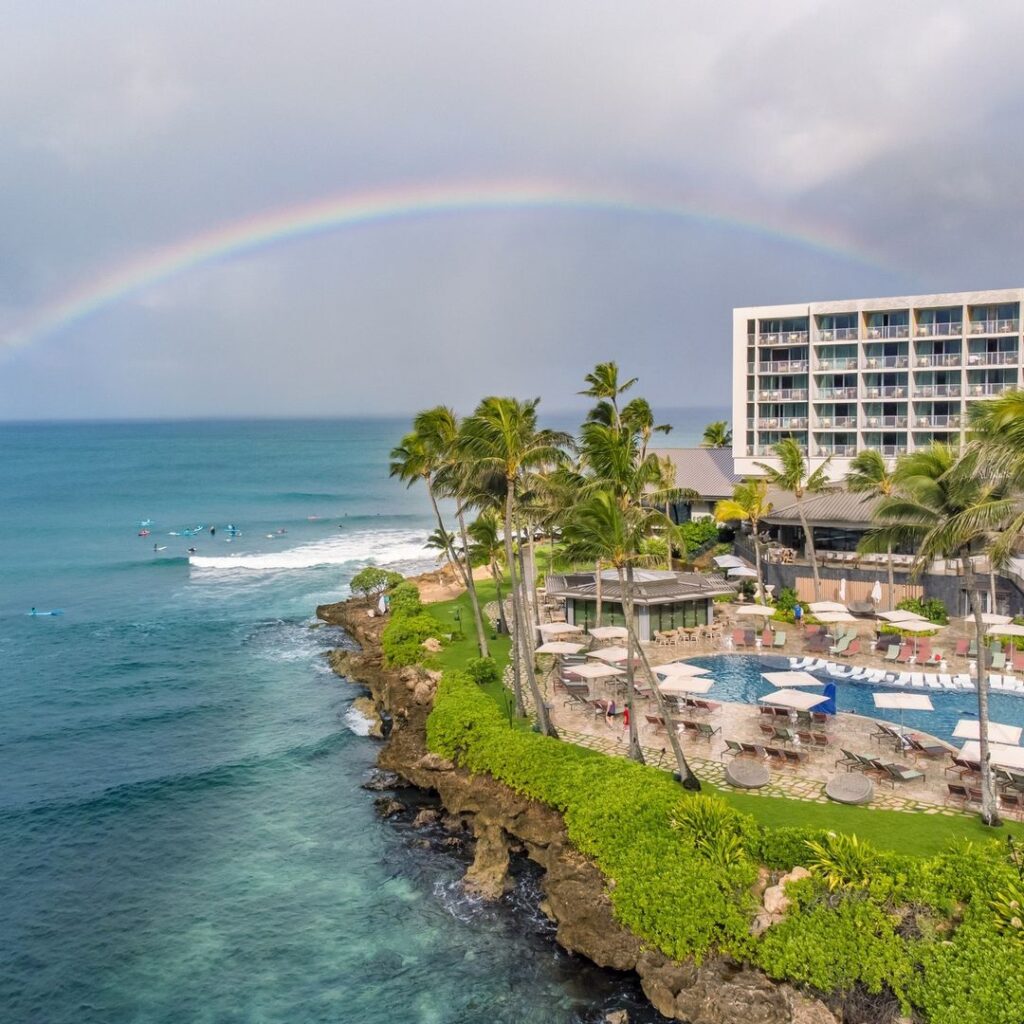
2;179;887;353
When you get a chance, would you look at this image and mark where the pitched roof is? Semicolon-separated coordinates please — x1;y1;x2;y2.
545;569;735;605
763;488;881;528
649;447;741;500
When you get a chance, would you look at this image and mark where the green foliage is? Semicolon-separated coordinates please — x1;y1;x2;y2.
989;877;1024;941
465;656;499;686
677;517;720;555
775;587;798;613
804;832;882;893
879;622;938;638
381;611;443;667
896;596;949;625
349;566;405;598
388;581;422;616
670;794;756;873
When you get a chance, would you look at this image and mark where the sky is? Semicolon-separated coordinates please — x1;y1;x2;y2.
1;1;1022;420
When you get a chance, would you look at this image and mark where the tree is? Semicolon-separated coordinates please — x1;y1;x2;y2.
861;443;1012;826
845;450;897;610
755;438;831;601
457;397;570;737
714;479;772;603
467;509;508;635
425;526;457;571
349;566;404;599
701;420;732;448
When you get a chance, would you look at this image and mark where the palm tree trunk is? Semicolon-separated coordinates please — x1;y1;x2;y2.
665;501;673;569
455;508;489;658
796;496;821;601
505;488;556;737
752;522;765;604
491;558;508;635
886;540;895;611
989;568;998;615
500;506;525;717
515;518;537;659
966;560;1001;827
595;561;603;627
616;564;643;762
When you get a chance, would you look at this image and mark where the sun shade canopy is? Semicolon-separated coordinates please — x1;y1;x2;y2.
762;670;823;688
535;641;586;655
759;689;829;710
873;692;934;711
587;625;628;640
654;661;712;678
658;676;715;695
565;663;625;680
586;646;631;664
953;719;1022;744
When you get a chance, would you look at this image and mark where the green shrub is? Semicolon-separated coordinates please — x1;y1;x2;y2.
678;518;720;555
349;566;405;598
388;581;422;616
775;587;798;613
465;656;499;686
896;596;948;625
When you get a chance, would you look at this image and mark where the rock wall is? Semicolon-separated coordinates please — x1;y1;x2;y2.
316;597;840;1024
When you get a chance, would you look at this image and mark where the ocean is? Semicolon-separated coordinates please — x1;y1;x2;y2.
0;413;721;1024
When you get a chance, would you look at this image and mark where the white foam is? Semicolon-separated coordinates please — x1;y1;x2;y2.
188;528;430;572
343;704;375;736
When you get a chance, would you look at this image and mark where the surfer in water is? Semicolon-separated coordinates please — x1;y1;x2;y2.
210;526;216;536
187;546;197;555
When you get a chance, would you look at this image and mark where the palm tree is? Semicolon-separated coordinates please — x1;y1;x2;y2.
714;479;772;603
467;509;508;635
457;397;570;737
579;361;637;430
701;420;732;448
755;438;831;601
862;443;1012;826
845;450;897;610
425;526;457;571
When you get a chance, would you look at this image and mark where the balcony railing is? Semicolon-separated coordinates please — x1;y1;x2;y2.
816;416;858;429
751;444;807;456
966;350;1019;366
864;386;907;399
814;357;859;371
758;388;808;401
866;325;910;339
969;318;1019;334
968;382;1016;397
864;416;909;429
816;327;859;341
759;359;808;373
915;322;962;337
914;353;961;367
816;444;857;457
913;384;962;398
759;331;810;345
863;355;909;369
815;386;858;400
758;417;808;429
878;445;909;457
913;415;962;428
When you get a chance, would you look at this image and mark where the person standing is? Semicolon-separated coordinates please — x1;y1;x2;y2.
794;603;803;629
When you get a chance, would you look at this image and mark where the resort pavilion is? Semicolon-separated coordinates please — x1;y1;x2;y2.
543;569;735;642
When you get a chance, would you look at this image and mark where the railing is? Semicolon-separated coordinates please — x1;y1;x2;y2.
866;325;910;339
914;353;961;367
966;350;1019;366
969;318;1019;334
912;384;961;398
816;327;859;341
816;444;857;457
968;382;1016;396
759;331;810;345
913;415;961;428
878;445;909;457
757;417;808;429
752;444;807;456
863;355;909;368
864;416;908;428
815;416;858;429
864;386;907;398
815;386;858;399
814;357;859;371
759;359;808;373
758;388;808;401
915;322;962;337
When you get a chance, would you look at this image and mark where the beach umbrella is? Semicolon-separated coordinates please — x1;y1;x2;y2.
876;609;930;624
819;681;837;715
588;625;628;641
735;604;774;617
538;622;584;637
953;719;1022;745
838;578;847;602
809;601;848;614
658;676;716;695
894;618;936;657
654;661;712;678
873;691;933;735
762;670;823;688
535;641;586;655
759;689;829;711
713;554;745;569
958;740;1024;771
979;612;1013;626
565;662;624;680
987;621;1024;657
586;645;631;664
814;611;858;625
870;579;882;604
727;566;758;578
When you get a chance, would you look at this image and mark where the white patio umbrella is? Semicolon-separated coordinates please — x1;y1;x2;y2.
809;601;848;614
538;622;584;637
565;662;625;681
586;645;631;664
953;719;1022;745
728;566;758;578
760;689;829;711
876;609;930;624
870;579;883;604
958;740;1024;771
658;676;716;695
988;621;1024;658
735;604;774;617
713;554;745;569
892;618;937;658
654;661;712;678
815;611;858;625
979;612;1013;626
762;670;823;688
535;641;586;655
838;578;847;602
873;691;933;734
588;625;628;641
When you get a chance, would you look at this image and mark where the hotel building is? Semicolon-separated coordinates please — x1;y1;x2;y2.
732;288;1023;479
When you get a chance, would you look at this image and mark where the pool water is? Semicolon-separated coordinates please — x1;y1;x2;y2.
684;654;1024;745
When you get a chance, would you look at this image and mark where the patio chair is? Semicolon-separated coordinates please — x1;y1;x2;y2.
696;722;721;741
835;748;860;770
992;651;1006;670
945;782;971;808
884;644;901;662
773;630;787;648
998;791;1024;820
761;627;773;646
645;714;667;733
905;736;947;760
881;762;926;787
896;644;914;663
732;628;746;647
723;739;744;758
654;630;674;646
954;638;969;658
783;749;809;768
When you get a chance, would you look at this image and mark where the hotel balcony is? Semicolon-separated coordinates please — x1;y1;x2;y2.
912;383;961;398
914;322;963;337
966;350;1019;366
815;416;858;429
914;353;961;368
863;354;909;369
876;445;909;457
815;443;857;457
814;356;858;371
751;443;807;456
866;325;910;339
967;381;1016;397
863;385;907;399
815;386;858;400
969;318;1019;334
913;414;961;428
757;388;808;401
759;359;808;373
759;331;809;346
815;327;859;341
864;415;909;429
757;416;808;429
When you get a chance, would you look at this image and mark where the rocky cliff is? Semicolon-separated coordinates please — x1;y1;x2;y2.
316;597;841;1024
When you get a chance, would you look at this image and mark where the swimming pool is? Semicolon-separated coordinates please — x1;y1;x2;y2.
684;654;1024;745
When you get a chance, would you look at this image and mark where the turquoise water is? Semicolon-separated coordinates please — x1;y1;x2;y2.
685;654;1024;744
1;416;727;1024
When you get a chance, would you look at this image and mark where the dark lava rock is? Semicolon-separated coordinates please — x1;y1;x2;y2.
362;769;406;792
413;808;441;828
374;797;406;818
440;836;464;850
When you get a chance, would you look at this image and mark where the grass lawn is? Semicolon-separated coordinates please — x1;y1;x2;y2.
420;584;1024;856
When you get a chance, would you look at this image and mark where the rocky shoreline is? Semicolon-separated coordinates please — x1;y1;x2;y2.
316;595;841;1024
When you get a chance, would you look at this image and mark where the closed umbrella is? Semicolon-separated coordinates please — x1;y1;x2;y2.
870;579;883;604
838;578;847;602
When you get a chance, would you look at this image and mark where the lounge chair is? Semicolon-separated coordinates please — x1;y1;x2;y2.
881;762;926;787
773;726;797;746
696;722;721;740
954;638;969;658
945;782;972;808
645;714;667;732
1013;652;1024;672
945;756;980;780
884;644;901;662
835;748;860;770
759;722;777;738
992;651;1006;671
905;736;947;760
843;638;861;657
866;669;888;683
896;644;914;663
739;742;763;758
909;673;926;687
783;749;809;768
763;746;787;767
870;722;901;749
732;628;746;647
773;630;787;648
811;731;831;748
744;629;756;647
829;633;853;656
938;673;954;689
676;720;700;737
790;656;811;669
968;638;978;657
999;791;1024;820
891;671;912;687
848;666;868;680
811;711;829;725
723;739;744;758
692;699;721;713
923;673;941;688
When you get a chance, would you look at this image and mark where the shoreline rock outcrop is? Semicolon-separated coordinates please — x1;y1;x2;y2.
316;595;840;1024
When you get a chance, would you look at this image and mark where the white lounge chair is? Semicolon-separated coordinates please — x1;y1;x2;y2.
909;673;926;687
849;667;868;680
892;672;912;687
938;674;954;689
924;674;941;688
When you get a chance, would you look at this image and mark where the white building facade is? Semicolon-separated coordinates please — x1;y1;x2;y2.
732;288;1023;479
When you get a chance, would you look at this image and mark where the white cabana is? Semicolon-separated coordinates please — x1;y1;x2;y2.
588;625;628;641
658;676;715;695
538;622;584;637
713;554;745;569
535;641;586;655
654;661;712;678
958;740;1024;771
815;611;858;625
760;689;829;710
565;662;625;680
762;670;823;688
586;646;631;664
809;601;848;614
735;604;774;618
953;720;1023;745
728;566;758;578
873;691;933;733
